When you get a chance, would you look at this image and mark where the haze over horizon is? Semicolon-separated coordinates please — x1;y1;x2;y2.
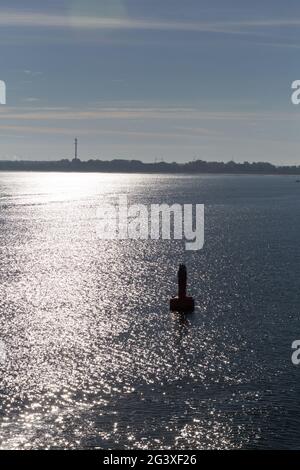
1;0;300;163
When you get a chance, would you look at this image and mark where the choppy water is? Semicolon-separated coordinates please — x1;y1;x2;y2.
0;172;300;449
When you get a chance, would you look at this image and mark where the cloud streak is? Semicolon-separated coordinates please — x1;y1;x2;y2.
0;106;298;123
0;10;300;35
0;123;220;140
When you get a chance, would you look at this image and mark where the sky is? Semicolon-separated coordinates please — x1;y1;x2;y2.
1;0;300;163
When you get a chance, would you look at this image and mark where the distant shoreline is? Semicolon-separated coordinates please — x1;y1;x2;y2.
1;158;300;175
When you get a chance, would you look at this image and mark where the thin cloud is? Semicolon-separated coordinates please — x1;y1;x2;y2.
24;70;43;76
0;123;219;140
254;41;300;49
0;10;300;36
0;107;298;123
23;97;40;103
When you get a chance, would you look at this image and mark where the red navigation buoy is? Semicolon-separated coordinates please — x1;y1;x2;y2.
170;264;195;312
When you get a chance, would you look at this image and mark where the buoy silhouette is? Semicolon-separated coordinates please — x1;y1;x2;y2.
170;264;195;312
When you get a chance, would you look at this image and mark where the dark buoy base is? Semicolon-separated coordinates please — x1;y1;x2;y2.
170;296;195;312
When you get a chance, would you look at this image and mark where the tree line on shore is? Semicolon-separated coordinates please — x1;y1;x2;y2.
0;158;300;174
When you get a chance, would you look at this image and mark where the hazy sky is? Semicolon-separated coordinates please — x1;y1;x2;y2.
1;0;300;163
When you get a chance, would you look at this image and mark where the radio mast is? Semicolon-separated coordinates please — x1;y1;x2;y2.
74;138;78;160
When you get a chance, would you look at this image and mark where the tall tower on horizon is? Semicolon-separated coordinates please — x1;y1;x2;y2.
74;137;78;160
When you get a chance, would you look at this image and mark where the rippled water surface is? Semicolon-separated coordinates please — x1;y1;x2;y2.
1;172;300;449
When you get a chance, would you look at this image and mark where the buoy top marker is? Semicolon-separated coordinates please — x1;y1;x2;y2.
170;264;195;312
